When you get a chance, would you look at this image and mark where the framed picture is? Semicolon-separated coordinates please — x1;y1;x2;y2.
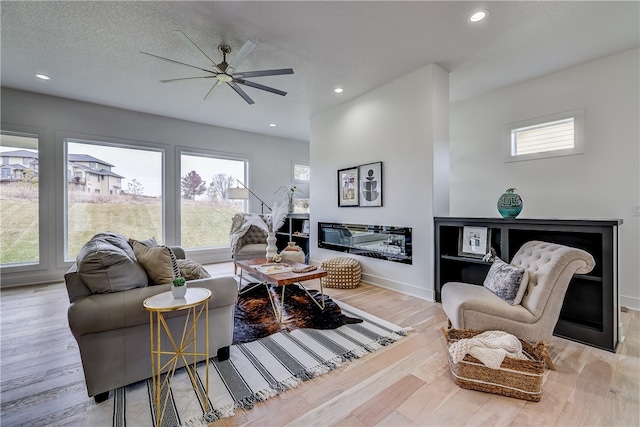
358;161;382;207
338;167;359;207
301;219;310;234
458;226;490;258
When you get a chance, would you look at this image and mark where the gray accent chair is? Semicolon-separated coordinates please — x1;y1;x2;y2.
441;241;595;352
65;238;238;403
230;213;269;274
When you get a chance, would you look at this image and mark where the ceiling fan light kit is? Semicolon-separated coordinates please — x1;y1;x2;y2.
142;31;293;105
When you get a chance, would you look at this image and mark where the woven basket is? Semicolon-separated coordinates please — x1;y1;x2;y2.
442;328;547;402
320;257;361;289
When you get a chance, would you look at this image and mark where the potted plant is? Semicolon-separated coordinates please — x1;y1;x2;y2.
275;185;298;213
171;276;187;298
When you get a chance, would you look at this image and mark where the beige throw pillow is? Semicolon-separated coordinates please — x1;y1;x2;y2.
130;239;176;285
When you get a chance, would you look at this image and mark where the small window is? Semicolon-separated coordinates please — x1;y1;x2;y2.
292;163;310;183
505;109;584;162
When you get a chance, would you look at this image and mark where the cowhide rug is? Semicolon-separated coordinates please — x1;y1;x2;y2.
233;282;363;344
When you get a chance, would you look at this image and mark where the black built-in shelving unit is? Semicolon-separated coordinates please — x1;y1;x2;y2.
434;217;622;352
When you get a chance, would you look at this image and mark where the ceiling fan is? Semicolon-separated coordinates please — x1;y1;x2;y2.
141;31;293;105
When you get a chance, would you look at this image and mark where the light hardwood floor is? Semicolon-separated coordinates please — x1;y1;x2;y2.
1;262;638;426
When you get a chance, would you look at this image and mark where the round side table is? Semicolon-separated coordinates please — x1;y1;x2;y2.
143;287;211;426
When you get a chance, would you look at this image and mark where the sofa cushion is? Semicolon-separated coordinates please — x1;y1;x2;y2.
130;239;178;285
77;232;148;294
176;259;211;281
483;258;529;305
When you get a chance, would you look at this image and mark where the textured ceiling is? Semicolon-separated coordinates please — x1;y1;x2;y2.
1;1;638;142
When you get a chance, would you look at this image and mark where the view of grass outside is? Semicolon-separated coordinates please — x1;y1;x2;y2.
1;137;249;264
1;132;39;265
180;152;246;250
1;190;38;264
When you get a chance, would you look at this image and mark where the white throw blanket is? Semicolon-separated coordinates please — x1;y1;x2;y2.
448;330;528;369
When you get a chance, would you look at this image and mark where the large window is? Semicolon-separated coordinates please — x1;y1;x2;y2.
180;151;246;250
0;131;39;266
65;139;163;260
505;109;584;162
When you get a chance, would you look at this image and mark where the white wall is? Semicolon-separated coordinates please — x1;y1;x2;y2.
1;88;308;287
310;64;449;300
450;48;640;310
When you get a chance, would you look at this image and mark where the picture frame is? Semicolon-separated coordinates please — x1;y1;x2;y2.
458;226;490;258
337;167;359;207
358;161;383;207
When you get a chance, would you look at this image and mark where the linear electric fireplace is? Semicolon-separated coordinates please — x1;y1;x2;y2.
318;222;412;264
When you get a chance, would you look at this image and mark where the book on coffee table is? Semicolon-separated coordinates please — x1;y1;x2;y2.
255;263;293;274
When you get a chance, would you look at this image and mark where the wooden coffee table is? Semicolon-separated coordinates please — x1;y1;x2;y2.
236;258;327;323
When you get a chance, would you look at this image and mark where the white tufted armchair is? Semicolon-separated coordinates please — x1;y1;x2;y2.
441;241;595;347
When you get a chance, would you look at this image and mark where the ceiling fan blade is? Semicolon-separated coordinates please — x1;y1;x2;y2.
160;76;216;83
227;40;256;74
235;79;287;96
204;80;224;101
233;68;294;78
141;51;215;74
227;81;255;105
174;30;223;73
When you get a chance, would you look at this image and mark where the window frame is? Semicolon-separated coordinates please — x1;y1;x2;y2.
0;128;44;272
291;162;310;183
504;109;585;163
63;135;166;262
177;147;249;251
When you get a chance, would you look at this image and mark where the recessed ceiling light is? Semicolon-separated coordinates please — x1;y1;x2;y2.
334;88;344;94
34;73;51;80
269;123;277;127
469;10;487;22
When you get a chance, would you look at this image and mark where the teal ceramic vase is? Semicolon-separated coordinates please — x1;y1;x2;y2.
497;188;523;218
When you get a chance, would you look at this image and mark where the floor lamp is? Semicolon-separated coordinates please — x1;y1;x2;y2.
228;180;271;214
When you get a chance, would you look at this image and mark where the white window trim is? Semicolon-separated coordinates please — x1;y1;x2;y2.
504;109;584;163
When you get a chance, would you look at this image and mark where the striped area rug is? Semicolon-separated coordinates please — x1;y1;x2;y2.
85;302;410;427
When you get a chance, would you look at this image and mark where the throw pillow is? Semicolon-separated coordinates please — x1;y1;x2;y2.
77;232;148;293
483;258;529;305
130;239;177;285
176;259;211;281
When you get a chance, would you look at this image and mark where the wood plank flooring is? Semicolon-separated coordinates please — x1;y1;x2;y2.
1;261;638;426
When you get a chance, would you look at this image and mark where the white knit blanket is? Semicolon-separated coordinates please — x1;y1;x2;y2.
448;330;528;369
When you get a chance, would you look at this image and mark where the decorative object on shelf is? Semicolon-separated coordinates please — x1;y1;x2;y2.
482;247;498;263
497;188;523;218
358;161;383;207
275;185;299;213
294;198;310;213
337;166;359;207
228;179;272;214
458;226;490;259
171;277;187;298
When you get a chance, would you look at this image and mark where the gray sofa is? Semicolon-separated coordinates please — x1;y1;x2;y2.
64;232;238;402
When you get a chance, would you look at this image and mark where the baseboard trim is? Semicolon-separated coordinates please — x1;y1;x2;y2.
620;295;640;312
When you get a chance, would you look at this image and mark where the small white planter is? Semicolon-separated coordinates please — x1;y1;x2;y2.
171;284;187;299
